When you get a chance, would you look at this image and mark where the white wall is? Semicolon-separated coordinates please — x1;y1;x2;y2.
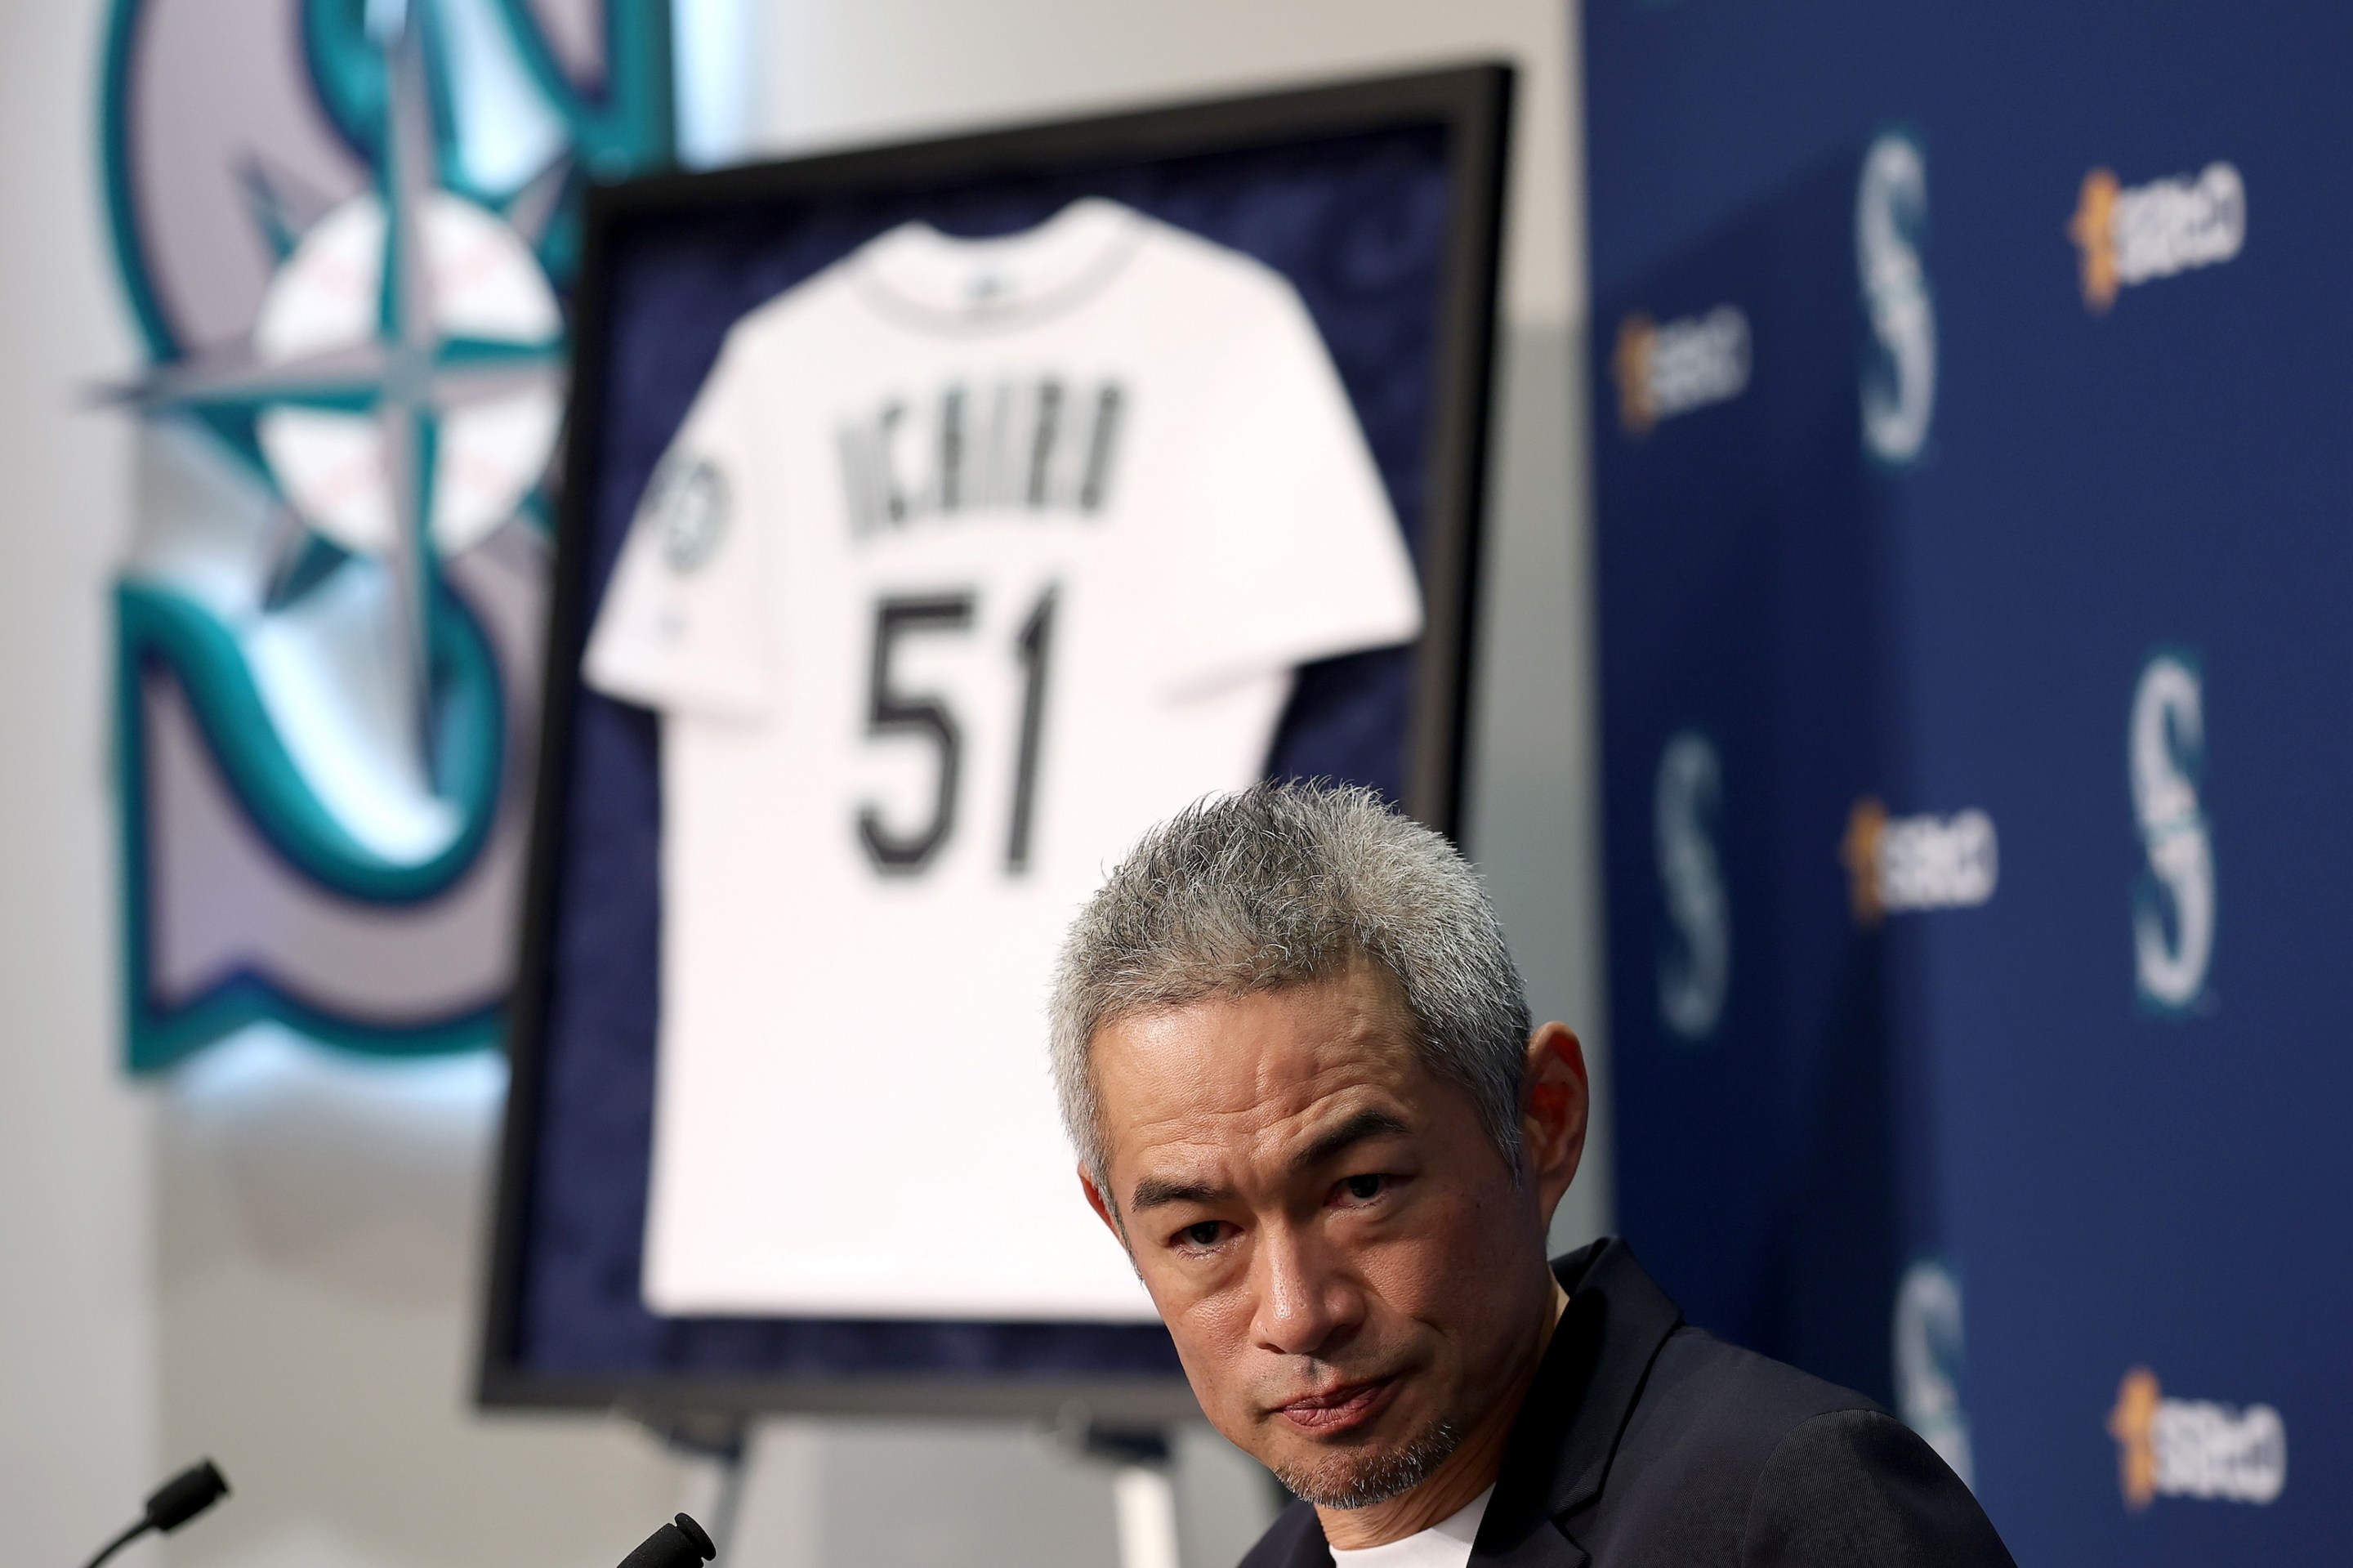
1;2;697;1558
0;0;158;1552
0;5;1603;1568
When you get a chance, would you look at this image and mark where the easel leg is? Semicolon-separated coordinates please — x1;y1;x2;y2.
1114;1461;1181;1568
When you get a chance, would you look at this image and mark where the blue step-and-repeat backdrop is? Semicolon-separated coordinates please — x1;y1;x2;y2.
1585;2;2349;1561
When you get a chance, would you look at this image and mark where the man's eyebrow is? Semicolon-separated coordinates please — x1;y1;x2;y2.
1291;1109;1411;1176
1125;1111;1412;1213
1130;1176;1232;1213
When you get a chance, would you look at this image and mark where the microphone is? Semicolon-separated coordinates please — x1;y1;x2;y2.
84;1459;231;1568
618;1511;717;1568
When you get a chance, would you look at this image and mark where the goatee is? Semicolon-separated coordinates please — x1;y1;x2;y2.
1274;1418;1465;1510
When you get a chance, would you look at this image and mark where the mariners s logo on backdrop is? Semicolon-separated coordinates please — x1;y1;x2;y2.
1855;130;1933;466
2130;651;2214;1012
103;0;680;1069
1653;729;1730;1043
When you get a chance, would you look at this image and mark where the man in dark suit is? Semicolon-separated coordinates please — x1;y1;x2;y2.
1050;784;2011;1568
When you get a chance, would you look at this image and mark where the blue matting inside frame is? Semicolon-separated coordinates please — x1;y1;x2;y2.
516;123;1461;1379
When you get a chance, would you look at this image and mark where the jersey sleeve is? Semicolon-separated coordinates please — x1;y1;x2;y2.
1154;272;1423;697
582;343;775;720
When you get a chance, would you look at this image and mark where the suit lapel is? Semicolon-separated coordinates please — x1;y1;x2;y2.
1239;1499;1331;1568
1245;1241;1684;1568
1471;1240;1684;1566
1473;1510;1592;1568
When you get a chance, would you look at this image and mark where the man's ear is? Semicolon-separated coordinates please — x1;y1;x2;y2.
1521;1023;1590;1228
1079;1163;1129;1250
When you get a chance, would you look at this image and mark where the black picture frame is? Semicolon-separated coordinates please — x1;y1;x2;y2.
480;61;1512;1423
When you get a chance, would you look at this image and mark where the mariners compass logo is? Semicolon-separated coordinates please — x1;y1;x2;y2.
103;0;676;1067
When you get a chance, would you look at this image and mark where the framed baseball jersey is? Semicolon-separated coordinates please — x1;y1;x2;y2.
482;64;1510;1421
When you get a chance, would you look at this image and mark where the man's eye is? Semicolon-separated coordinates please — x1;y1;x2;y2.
1338;1173;1388;1203
1176;1221;1227;1249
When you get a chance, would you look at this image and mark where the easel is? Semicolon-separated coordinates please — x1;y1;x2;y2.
637;1409;1185;1568
1060;1416;1181;1568
644;1412;752;1559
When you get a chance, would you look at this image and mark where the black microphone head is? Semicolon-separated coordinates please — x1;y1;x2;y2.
616;1512;717;1568
145;1459;230;1532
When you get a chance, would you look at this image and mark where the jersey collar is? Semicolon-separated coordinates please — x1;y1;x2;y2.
852;197;1145;333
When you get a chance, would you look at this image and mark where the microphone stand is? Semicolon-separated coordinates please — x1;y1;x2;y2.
82;1521;150;1568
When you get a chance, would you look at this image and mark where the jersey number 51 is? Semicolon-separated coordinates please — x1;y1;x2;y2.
859;586;1058;877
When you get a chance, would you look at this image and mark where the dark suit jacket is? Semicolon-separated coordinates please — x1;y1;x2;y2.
1239;1239;2013;1568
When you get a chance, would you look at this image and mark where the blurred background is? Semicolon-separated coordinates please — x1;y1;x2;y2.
9;2;2339;1566
4;5;1592;1568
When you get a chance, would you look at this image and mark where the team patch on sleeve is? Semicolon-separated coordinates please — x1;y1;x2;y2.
648;455;731;574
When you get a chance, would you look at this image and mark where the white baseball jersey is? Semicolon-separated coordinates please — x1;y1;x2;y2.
584;197;1422;1319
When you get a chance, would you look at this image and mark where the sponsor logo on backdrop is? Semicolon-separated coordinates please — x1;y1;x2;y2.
1841;798;1998;926
2109;1367;2285;1509
1614;306;1750;436
2130;652;2214;1012
1892;1260;1975;1488
1654;730;1730;1040
1856;131;1935;465
2069;162;2246;313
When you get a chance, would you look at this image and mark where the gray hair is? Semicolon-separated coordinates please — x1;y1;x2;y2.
1048;782;1533;1194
